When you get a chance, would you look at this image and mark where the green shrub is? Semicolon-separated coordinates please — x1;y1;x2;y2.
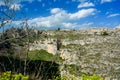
13;74;21;80
101;31;109;36
21;76;29;80
52;74;104;80
28;49;64;62
0;71;29;80
28;49;54;61
82;74;104;80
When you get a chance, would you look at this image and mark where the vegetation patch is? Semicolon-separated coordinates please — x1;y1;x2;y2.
28;49;54;61
82;74;104;80
28;49;64;62
0;71;29;80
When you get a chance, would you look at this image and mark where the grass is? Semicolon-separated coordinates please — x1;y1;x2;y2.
41;30;93;41
28;49;54;61
28;49;64;62
82;74;104;80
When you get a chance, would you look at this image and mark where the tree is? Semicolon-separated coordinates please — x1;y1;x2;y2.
57;27;61;31
0;1;60;79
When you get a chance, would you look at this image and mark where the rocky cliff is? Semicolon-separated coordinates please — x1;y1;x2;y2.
29;28;120;80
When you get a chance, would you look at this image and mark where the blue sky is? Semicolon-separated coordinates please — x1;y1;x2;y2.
0;0;120;30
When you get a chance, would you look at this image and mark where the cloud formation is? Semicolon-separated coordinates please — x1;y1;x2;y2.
12;8;96;29
50;8;63;14
78;2;95;8
107;13;120;18
69;8;96;20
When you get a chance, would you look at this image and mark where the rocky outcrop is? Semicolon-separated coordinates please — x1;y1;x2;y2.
29;28;120;80
29;39;57;55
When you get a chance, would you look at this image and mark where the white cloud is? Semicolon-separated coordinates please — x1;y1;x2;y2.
12;8;96;29
12;21;22;25
101;0;113;4
10;3;22;11
50;8;62;14
69;8;96;20
62;23;78;28
107;13;120;18
78;2;95;8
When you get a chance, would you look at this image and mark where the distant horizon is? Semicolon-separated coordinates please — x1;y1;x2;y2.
0;25;120;33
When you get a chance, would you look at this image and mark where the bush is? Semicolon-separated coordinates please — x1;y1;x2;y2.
28;49;64;62
52;74;104;80
0;71;29;80
101;31;109;36
28;49;54;61
82;74;104;80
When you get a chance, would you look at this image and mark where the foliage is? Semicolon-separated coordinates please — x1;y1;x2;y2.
65;64;82;76
101;31;109;36
0;27;38;56
28;49;53;61
0;27;37;45
82;74;104;80
52;74;104;80
0;71;29;80
67;64;76;75
28;49;64;62
54;55;65;62
57;28;61;31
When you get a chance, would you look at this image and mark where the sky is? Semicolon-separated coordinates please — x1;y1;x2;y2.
0;0;120;30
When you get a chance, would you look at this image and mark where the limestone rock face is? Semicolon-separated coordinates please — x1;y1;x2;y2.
29;39;57;55
29;28;120;80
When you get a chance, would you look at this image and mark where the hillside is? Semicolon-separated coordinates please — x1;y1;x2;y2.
0;27;120;79
29;28;120;80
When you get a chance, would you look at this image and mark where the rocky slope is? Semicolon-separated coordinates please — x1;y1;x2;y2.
29;28;120;80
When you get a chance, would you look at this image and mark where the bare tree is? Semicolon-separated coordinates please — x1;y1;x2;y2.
0;1;60;80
